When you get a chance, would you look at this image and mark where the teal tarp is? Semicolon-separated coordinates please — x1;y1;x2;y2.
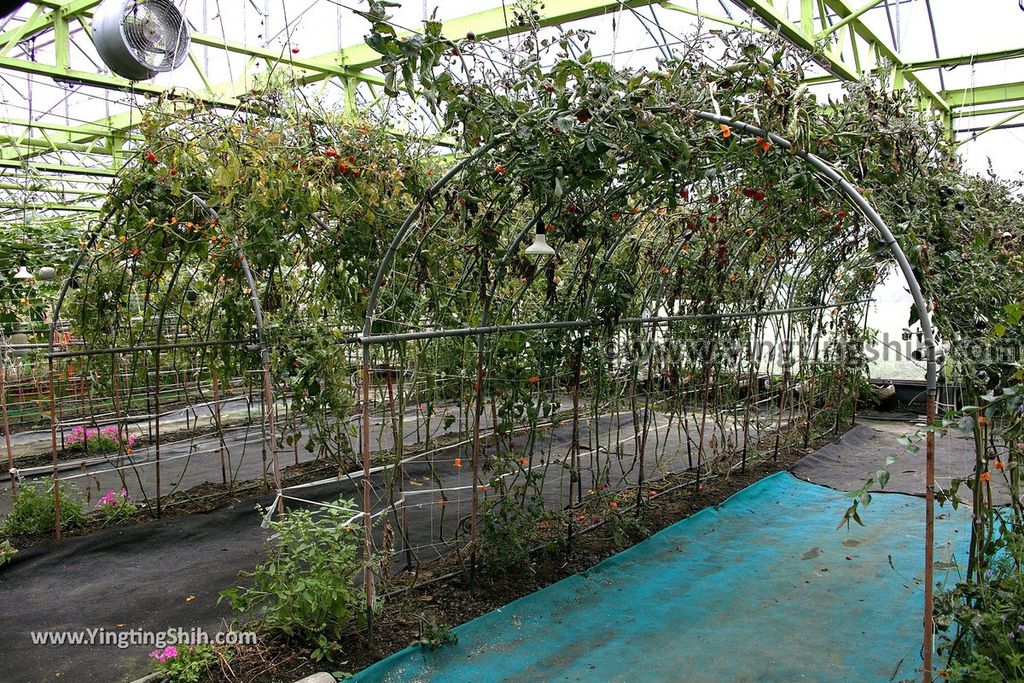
354;472;969;682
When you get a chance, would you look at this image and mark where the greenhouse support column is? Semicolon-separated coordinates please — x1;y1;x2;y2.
469;328;485;595
111;357;128;488
2;361;15;499
261;362;282;515
568;338;583;554
47;353;62;539
154;349;162;518
385;366;412;571
924;376;937;680
212;372;227;486
360;347;375;641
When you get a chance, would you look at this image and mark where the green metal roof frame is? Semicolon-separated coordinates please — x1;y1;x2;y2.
0;0;1023;214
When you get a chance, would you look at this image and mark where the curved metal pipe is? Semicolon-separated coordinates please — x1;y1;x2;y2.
361;110;938;673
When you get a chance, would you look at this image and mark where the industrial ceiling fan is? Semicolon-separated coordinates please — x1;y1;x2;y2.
92;0;191;81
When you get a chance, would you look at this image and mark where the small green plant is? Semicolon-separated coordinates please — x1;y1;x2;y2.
94;488;138;525
2;479;85;536
0;539;16;567
603;504;651;549
412;616;458;650
149;644;222;683
478;493;551;574
220;497;364;662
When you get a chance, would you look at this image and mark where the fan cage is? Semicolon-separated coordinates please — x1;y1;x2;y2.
119;0;190;72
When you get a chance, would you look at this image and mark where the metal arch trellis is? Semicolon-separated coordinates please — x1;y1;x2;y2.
0;56;943;683
43;189;282;534
0;0;946;674
358;110;940;674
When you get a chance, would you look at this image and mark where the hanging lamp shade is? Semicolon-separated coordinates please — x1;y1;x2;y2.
36;266;57;281
525;225;556;256
10;333;30;357
13;266;32;280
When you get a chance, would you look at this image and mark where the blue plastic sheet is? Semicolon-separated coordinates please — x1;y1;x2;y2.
354;472;970;682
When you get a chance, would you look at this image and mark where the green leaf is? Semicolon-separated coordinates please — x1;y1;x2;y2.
876;468;891;489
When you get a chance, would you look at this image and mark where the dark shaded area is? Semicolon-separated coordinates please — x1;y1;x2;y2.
791;420;1008;504
0;492;272;683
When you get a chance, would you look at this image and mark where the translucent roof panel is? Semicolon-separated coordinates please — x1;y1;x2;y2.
0;0;1022;219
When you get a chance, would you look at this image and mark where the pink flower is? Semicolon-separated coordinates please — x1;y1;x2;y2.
96;488;132;509
148;645;178;662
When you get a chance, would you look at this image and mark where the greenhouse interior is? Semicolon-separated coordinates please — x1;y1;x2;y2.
1;0;1023;681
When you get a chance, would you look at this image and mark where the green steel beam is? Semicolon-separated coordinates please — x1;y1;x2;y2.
728;0;860;80
0;54;243;109
0;0;102;51
0;116;142;141
27;0;69;9
0;170;110;184
0;181;103;195
52;6;69;70
662;3;770;33
0;135;106;153
0;158;116;176
805;46;1024;85
904;47;1024;72
942;80;1024;108
821;0;948;112
951;103;1024;119
187;33;362;79
0;5;45;56
955;108;1024;143
0;201;100;212
295;0;663;80
815;0;884;38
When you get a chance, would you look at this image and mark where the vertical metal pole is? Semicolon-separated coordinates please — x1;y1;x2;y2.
923;370;937;682
2;357;16;499
48;352;61;539
212;371;227;486
292;403;300;467
361;347;375;642
257;371;268;491
469;330;484;594
154;348;162;518
111;354;128;489
568;355;580;552
386;366;413;571
262;363;283;515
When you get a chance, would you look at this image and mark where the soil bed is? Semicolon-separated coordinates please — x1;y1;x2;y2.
217;423;850;682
